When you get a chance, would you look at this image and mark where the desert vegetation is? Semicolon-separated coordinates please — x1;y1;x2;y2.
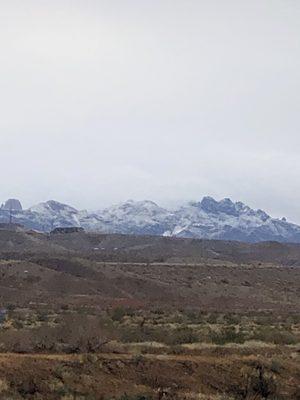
0;231;299;399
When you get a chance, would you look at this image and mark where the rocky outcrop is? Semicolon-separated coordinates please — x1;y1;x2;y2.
1;199;23;211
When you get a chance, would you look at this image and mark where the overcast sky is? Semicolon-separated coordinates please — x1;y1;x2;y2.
0;1;300;221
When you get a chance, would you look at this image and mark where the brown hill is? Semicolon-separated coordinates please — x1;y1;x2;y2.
1;230;300;266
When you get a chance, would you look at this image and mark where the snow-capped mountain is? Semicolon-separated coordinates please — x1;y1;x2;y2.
167;197;300;242
93;200;174;235
1;197;300;243
28;200;81;231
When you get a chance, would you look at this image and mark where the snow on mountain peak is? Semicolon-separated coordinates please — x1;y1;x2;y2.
30;200;77;215
1;196;300;243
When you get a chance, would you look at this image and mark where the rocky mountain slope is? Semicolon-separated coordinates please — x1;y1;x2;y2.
1;197;300;243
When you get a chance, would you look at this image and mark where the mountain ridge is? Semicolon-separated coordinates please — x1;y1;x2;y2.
0;197;300;243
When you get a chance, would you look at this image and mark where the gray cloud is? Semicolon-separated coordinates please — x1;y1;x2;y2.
0;1;299;222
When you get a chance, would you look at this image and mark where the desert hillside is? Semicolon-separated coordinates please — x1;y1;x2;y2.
0;230;299;399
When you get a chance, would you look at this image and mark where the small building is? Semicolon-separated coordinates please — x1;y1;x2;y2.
50;227;85;235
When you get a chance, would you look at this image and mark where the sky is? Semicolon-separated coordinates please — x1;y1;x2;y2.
0;1;300;222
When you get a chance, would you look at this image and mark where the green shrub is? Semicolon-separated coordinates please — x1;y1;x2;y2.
37;311;49;322
165;327;199;345
270;359;283;374
111;307;127;322
120;325;198;345
252;328;298;345
206;313;218;324
12;319;24;330
117;395;152;400
120;326;146;343
211;327;246;345
169;345;185;355
224;313;241;325
185;310;204;324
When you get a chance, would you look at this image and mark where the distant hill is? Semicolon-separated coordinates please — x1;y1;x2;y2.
1;229;300;267
1;196;300;243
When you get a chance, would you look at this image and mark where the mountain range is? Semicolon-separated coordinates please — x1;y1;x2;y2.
1;197;300;243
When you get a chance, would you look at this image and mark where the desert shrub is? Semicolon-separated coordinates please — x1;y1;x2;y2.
254;314;276;326
37;310;49;322
270;330;298;345
247;365;277;399
124;326;164;343
224;313;241;325
132;354;145;365
0;378;9;394
120;326;147;343
52;314;111;353
169;345;185;355
53;385;69;397
152;308;165;315
185;310;205;324
12;319;24;330
172;312;185;324
288;314;300;324
185;310;197;322
6;304;16;312
0;313;113;354
270;359;283;374
0;329;34;353
206;313;218;324
120;324;198;345
13;377;39;397
117;395;153;400
119;324;153;343
211;326;246;345
233;364;278;400
165;327;199;345
110;306;127;322
252;327;298;345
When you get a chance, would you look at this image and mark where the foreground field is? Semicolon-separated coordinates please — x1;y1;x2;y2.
0;230;299;399
0;348;299;399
